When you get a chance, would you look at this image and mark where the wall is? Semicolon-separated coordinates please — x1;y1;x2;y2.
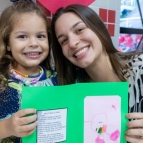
0;0;36;15
0;0;12;14
38;0;121;48
89;0;121;48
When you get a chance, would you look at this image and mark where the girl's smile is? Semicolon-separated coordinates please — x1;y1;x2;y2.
8;13;49;74
23;52;42;59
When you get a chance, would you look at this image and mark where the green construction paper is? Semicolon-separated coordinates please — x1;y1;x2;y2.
21;82;128;143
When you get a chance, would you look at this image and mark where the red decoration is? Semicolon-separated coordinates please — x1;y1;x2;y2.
99;8;116;37
99;8;107;22
108;24;115;37
108;10;116;23
37;0;95;14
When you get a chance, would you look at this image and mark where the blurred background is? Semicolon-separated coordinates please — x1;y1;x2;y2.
119;0;143;52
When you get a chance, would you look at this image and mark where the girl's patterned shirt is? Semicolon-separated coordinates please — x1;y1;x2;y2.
0;67;57;143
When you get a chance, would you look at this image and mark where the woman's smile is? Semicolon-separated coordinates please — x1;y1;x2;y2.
74;46;89;59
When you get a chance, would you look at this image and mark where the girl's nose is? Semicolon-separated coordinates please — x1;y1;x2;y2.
29;37;39;48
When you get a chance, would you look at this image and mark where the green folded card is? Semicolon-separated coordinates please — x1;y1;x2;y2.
22;82;128;143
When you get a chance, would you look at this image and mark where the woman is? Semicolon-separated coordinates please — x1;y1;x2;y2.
51;4;143;143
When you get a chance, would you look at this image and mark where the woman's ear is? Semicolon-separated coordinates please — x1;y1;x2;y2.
7;46;11;51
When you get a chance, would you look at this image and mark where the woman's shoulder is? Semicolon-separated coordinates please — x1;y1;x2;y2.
127;54;143;69
126;54;143;80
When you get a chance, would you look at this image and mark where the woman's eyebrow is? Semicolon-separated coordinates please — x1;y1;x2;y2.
71;21;83;30
57;21;83;40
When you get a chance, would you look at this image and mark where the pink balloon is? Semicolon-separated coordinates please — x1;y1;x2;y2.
38;0;95;14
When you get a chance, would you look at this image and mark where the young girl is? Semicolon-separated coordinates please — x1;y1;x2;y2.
0;0;56;142
51;4;143;143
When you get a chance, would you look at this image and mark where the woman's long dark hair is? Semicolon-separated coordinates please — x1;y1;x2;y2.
51;4;141;85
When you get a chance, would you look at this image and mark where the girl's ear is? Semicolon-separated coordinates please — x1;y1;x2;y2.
7;46;11;51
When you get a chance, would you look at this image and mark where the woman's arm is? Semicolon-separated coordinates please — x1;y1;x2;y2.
125;113;143;143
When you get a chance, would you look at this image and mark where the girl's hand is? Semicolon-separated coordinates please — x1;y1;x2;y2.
125;113;143;143
6;108;37;137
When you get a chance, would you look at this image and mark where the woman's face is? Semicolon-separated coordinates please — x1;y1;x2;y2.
55;12;105;69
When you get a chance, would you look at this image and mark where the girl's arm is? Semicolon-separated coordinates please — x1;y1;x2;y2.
0;108;37;139
0;119;11;139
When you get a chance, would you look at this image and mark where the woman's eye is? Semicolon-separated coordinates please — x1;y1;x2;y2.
18;35;26;39
61;39;67;45
77;28;84;34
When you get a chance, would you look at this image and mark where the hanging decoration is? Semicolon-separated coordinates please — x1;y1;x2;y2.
37;0;95;14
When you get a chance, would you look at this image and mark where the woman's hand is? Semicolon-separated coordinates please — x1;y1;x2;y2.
6;108;37;137
125;112;143;143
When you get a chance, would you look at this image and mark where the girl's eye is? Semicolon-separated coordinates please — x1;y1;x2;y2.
37;35;45;38
18;35;26;39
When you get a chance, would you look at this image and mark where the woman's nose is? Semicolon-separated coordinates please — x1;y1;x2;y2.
68;35;80;48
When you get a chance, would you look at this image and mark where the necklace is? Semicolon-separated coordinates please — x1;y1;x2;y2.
12;66;43;78
10;66;44;85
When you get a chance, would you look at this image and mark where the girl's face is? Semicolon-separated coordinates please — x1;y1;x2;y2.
55;12;104;69
8;13;49;73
